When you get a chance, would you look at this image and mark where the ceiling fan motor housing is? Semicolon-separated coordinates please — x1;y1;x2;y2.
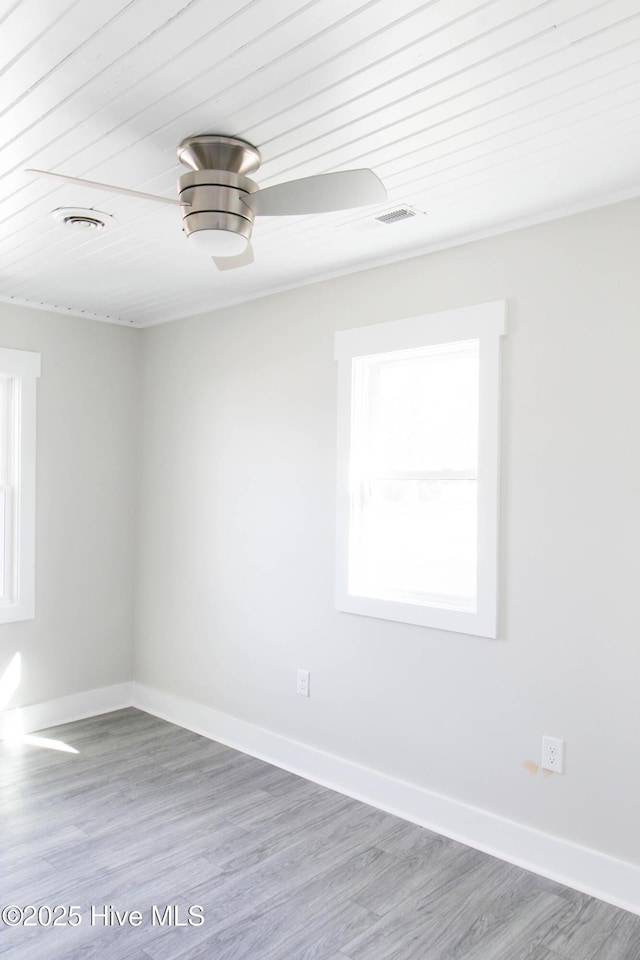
178;169;256;244
177;136;261;251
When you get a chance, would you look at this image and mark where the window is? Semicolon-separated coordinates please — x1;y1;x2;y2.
335;302;506;638
0;348;41;624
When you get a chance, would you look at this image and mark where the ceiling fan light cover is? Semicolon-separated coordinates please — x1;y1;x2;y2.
188;228;249;257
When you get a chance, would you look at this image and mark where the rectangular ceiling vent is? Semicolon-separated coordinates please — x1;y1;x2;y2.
338;204;426;234
375;207;417;224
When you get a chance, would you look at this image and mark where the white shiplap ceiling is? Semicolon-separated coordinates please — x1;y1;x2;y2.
1;0;639;327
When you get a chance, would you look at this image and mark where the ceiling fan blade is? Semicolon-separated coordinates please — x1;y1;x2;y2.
213;242;254;271
26;168;184;206
242;169;386;216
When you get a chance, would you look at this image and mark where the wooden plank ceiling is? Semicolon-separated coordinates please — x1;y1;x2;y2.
0;0;638;327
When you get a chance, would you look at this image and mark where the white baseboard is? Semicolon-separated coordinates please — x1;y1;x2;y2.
0;682;134;738
132;681;640;917
5;680;639;916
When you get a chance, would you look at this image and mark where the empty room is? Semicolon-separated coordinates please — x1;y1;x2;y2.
1;1;640;958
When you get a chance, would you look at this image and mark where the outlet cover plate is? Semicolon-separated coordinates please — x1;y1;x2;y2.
542;735;565;774
297;669;310;697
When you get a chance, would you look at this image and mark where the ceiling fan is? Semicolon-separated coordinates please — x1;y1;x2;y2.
27;135;387;270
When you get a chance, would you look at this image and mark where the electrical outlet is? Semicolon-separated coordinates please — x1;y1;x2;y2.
296;669;310;697
542;735;564;774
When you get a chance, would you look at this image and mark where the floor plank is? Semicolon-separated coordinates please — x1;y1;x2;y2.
542;895;640;960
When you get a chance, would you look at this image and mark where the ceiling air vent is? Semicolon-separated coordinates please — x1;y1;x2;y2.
375;207;417;224
62;215;105;232
338;203;425;234
52;207;114;233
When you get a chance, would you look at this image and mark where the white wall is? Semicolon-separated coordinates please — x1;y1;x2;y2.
135;198;640;869
0;305;138;709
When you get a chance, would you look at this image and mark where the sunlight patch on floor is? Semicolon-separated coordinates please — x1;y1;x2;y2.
20;733;79;754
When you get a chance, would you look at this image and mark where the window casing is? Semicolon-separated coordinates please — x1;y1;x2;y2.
0;348;40;624
335;302;506;638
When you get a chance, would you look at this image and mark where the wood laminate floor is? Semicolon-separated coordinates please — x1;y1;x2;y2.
1;708;639;960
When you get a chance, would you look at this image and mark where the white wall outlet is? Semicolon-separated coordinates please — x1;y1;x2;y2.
542;735;564;774
296;669;310;697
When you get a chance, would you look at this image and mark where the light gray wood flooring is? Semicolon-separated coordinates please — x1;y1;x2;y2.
1;708;639;960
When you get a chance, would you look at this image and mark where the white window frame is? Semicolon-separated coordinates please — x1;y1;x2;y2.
0;347;41;624
335;301;506;639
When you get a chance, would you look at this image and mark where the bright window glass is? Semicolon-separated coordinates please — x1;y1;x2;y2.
0;376;14;602
0;348;40;624
349;340;479;610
